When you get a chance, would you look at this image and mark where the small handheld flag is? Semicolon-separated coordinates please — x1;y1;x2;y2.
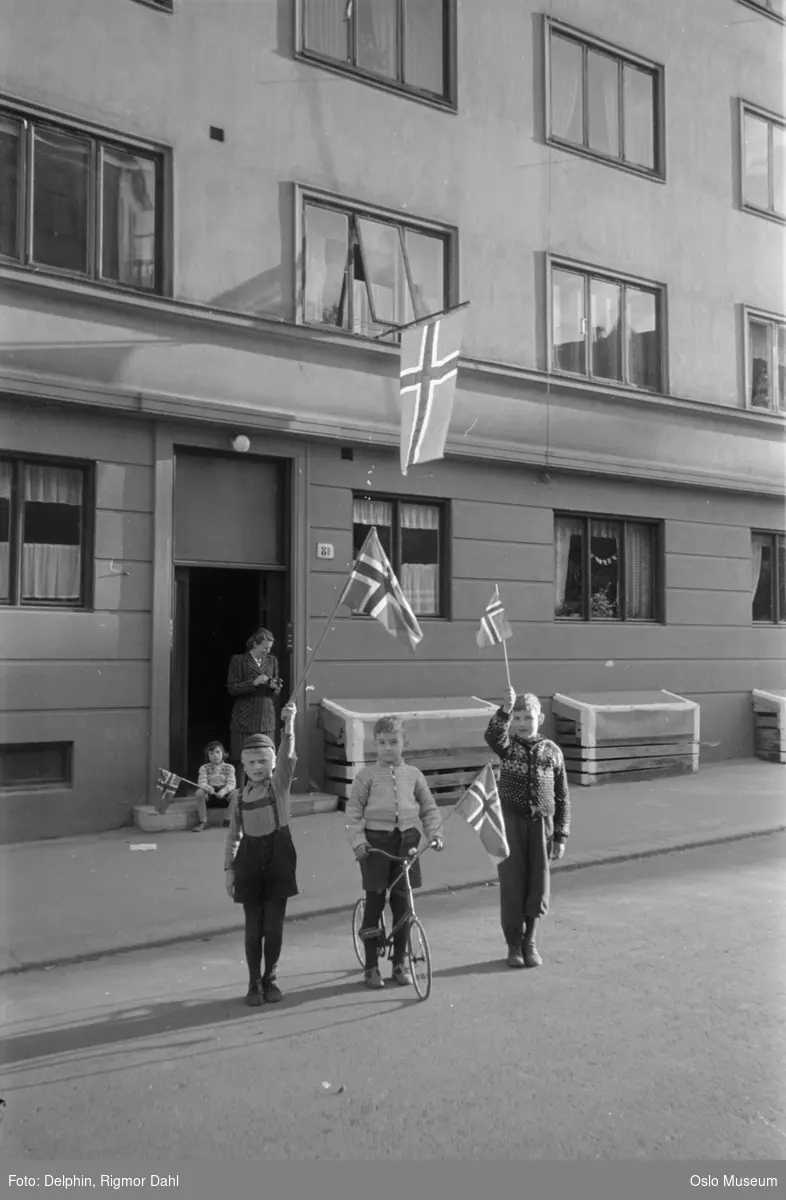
455;763;510;867
156;767;182;812
476;588;512;649
340;527;423;652
399;304;468;476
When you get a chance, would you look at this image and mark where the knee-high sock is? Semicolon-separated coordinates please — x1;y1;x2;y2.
243;903;264;984
262;899;287;984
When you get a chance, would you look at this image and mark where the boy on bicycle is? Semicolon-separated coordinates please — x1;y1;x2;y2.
346;716;444;989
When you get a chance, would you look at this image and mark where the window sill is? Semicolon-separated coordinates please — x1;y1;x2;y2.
554;617;663;625
0;258;165;299
130;0;173;11
295;51;456;113
548;365;663;398
546;136;665;184
741;202;786;227
736;0;785;23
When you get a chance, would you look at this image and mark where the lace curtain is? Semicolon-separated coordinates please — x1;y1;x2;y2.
625;523;653;619
751;533;765;599
22;465;83;601
554;516;583;611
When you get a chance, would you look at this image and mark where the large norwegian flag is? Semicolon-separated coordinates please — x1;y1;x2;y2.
340;527;423;652
455;764;510;867
399;304;468;476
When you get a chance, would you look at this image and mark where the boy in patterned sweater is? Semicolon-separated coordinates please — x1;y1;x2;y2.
484;687;570;969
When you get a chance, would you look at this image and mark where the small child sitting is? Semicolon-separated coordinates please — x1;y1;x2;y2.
345;716;444;990
193;741;236;832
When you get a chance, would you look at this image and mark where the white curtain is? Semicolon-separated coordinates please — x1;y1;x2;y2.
22;545;81;600
353;497;392;527
400;502;439;530
751;533;766;599
22;465;82;601
551;35;582;143
625;523;653;619
303;0;349;59
554;516;582;611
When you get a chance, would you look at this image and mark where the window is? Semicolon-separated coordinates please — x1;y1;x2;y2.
300;0;454;105
0;742;73;790
741;103;785;221
301;194;451;340
0;458;92;608
752;531;786;622
546;19;663;177
0;105;164;291
554;514;661;621
746;310;786;411
551;260;664;391
738;0;785;22
352;495;447;616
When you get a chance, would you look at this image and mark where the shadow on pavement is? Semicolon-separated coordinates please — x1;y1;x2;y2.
0;969;406;1069
432;958;509;979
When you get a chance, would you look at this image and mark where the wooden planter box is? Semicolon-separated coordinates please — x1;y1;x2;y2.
318;696;499;807
552;690;700;787
752;690;786;764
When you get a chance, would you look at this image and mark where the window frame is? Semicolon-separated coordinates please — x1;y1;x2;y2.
351;491;451;620
296;184;457;341
737;0;785;24
544;17;665;182
751;529;786;623
744;306;786;412
547;254;668;394
0;454;94;610
296;0;457;111
0;742;74;790
740;100;786;225
0;96;169;294
553;511;664;624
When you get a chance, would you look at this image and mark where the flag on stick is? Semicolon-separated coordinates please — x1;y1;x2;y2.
399;304;468;476
156;767;182;812
340;527;423;652
455;763;510;866
476;588;512;648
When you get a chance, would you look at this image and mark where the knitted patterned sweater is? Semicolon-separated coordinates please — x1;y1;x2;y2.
484;709;571;842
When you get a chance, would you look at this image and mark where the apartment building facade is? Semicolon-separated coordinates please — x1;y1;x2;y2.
0;0;784;840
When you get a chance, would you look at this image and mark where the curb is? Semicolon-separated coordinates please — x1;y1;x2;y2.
2;824;783;977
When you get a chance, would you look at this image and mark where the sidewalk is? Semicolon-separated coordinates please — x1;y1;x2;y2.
0;759;783;975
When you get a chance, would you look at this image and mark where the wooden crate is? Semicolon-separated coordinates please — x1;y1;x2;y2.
319;697;499;807
553;690;700;787
752;690;786;764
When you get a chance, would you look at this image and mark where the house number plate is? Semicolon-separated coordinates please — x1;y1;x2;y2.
316;543;335;559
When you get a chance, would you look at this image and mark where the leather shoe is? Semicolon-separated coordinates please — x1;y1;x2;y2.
245;981;263;1006
263;981;283;1003
507;945;525;969
523;943;543;968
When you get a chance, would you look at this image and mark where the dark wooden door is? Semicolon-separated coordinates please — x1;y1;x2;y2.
170;566;190;775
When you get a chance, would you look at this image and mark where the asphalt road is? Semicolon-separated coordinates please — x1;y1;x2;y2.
1;835;784;1160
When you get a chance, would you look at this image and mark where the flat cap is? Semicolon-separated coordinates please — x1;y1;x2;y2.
242;734;276;751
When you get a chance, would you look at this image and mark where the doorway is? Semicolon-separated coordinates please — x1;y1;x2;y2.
170;567;288;781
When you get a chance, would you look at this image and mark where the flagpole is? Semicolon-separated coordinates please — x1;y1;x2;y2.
285;585;346;709
495;582;513;693
372;300;471;342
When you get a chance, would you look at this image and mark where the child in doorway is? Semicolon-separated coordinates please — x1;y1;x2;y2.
193;741;236;832
345;716;444;990
224;702;298;1006
484;688;570;969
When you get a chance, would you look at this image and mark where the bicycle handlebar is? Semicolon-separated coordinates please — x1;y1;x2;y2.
368;840;440;865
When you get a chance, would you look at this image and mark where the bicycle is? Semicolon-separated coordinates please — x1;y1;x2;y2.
351;842;437;1001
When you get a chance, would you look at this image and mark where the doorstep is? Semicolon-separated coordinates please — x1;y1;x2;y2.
133;792;339;831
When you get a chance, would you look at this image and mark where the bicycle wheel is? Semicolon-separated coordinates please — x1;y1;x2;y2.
351;899;366;966
406;917;432;1001
351;899;387;967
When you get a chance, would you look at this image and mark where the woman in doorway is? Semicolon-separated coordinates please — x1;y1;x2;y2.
227;628;283;783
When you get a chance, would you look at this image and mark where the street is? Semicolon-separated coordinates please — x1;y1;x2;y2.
1;836;784;1160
